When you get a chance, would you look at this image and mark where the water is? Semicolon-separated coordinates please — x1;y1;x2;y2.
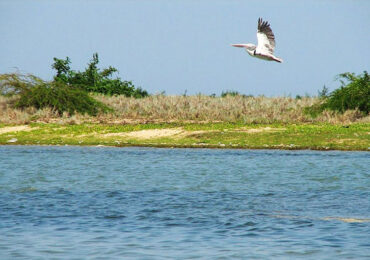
0;146;369;259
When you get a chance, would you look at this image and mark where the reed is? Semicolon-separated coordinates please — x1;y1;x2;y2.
1;94;368;125
96;95;368;124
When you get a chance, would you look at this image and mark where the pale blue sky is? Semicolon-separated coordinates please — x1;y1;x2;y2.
1;0;369;96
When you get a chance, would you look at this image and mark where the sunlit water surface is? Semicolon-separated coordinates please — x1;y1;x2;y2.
0;146;369;259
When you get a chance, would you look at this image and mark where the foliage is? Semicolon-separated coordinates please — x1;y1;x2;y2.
0;73;40;96
221;90;241;97
322;71;369;113
318;85;329;98
303;103;323;118
0;73;110;116
221;90;253;98
306;71;369;117
52;53;149;97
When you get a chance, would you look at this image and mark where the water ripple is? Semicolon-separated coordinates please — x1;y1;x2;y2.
0;146;369;259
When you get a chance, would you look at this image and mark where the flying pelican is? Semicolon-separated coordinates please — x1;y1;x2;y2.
232;18;283;63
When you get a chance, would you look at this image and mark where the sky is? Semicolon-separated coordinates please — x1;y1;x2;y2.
0;0;369;96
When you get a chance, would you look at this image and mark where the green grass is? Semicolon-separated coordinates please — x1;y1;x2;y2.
0;122;369;150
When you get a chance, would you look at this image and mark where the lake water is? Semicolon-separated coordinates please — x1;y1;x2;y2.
0;146;369;259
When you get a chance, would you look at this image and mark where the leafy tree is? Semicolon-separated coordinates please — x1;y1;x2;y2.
322;71;369;113
305;71;369;117
52;53;149;97
52;56;71;80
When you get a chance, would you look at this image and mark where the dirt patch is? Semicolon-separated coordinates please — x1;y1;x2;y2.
236;127;286;133
100;127;285;140
101;128;210;140
104;128;184;139
0;125;38;134
333;138;357;144
108;119;217;124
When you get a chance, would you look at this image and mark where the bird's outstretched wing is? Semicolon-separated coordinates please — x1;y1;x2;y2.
256;18;275;55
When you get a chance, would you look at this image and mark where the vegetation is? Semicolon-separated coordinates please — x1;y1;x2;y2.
0;73;110;116
221;90;253;98
221;90;241;97
1;67;368;151
306;71;369;117
0;53;150;116
96;94;369;124
318;85;329;98
52;53;148;97
0;122;368;151
321;71;369;114
1;94;369;125
0;66;368;128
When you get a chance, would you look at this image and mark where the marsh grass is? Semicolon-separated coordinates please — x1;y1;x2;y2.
1;94;368;124
96;95;368;124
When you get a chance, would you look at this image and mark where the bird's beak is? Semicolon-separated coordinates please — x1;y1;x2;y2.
231;44;245;48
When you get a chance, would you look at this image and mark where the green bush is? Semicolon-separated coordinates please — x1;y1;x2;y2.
221;90;240;97
0;73;111;115
0;73;39;96
52;53;149;97
318;85;329;98
322;71;369;114
306;71;369;117
221;90;253;98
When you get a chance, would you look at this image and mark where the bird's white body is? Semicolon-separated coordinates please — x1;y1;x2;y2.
232;18;283;63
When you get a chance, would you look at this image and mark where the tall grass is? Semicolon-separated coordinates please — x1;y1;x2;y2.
1;94;367;125
98;95;315;123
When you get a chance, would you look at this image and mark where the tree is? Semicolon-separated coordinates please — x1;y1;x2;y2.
52;53;149;97
322;71;369;113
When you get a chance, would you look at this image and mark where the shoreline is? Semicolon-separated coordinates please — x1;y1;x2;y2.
1;122;369;151
1;143;369;152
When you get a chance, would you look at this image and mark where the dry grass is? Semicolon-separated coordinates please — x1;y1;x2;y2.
96;95;369;124
1;94;368;125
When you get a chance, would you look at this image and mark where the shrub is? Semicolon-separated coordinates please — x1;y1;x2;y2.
321;71;369;114
221;90;241;97
0;73;39;96
0;73;111;116
306;71;369;117
52;53;149;97
318;85;329;98
221;90;253;98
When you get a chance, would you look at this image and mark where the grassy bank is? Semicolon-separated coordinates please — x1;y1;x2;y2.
1;95;369;150
1;122;369;151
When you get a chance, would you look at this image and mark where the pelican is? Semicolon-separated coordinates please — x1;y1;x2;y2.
232;18;283;63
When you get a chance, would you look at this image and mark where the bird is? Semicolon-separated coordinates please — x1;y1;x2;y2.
231;18;283;63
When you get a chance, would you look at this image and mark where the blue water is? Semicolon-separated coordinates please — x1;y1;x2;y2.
0;146;369;259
